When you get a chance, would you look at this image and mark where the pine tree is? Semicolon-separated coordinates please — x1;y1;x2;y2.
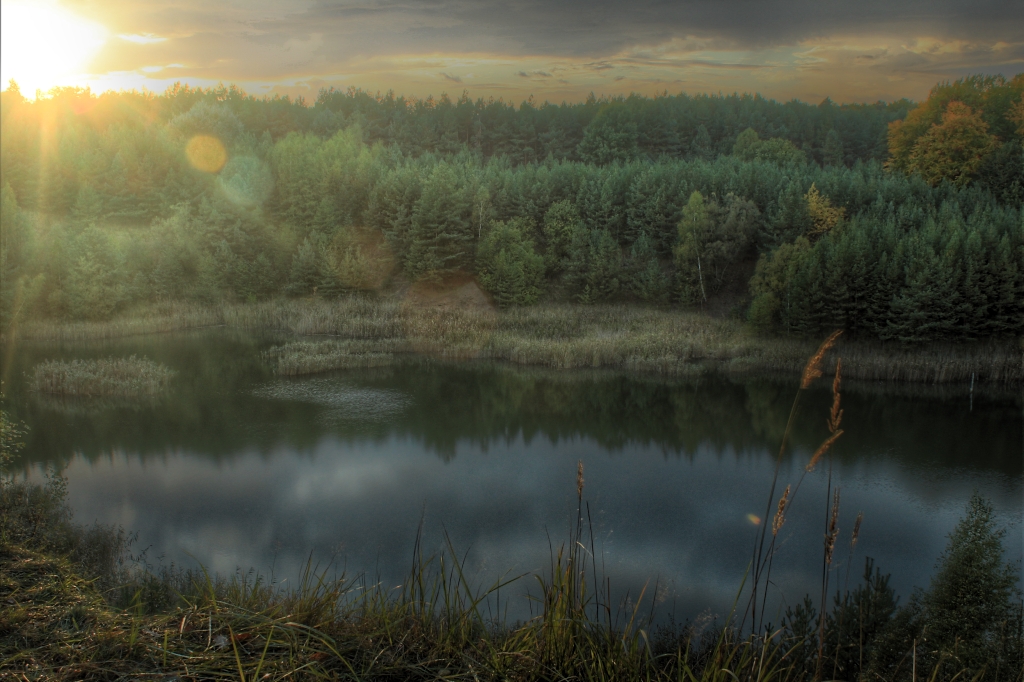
924;494;1021;666
577;102;640;165
476;218;544;307
541;199;583;275
763;179;812;248
823;129;845;167
691;124;715;161
626;231;668;302
406;163;473;281
868;493;1022;679
563;227;622;302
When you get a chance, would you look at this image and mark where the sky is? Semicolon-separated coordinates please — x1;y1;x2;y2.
1;0;1022;104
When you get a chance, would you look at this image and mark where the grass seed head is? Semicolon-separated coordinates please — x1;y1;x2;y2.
801;330;843;389
576;460;584;500
806;430;843;472
825;488;841;565
828;358;844;433
772;485;791;537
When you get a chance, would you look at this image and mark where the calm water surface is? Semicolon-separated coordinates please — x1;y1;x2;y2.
3;330;1021;623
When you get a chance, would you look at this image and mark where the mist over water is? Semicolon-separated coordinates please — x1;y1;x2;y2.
5;329;1021;624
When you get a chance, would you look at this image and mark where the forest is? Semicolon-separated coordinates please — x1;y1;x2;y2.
0;74;1021;343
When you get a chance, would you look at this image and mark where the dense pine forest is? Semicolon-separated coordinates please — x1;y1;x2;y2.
1;74;1021;342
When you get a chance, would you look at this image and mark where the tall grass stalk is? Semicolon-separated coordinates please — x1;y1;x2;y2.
744;331;843;636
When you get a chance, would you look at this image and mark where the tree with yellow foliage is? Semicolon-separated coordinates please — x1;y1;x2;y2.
904;101;997;187
804;183;845;239
887;74;1022;188
1009;95;1024;136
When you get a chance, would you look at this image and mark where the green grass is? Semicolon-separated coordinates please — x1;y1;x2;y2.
31;356;176;397
16;297;1022;384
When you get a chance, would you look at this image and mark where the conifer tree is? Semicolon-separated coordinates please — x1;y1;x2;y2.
476;218;544;307
691;124;715;161
823;128;844;167
868;493;1021;679
406;162;473;281
626;231;668;302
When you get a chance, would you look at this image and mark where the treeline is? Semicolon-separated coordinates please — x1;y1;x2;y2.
0;76;1022;342
0;79;910;181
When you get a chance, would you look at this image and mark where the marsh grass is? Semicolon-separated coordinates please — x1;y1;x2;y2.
264;340;405;376
31;356;175;397
16;300;225;342
16;298;1022;384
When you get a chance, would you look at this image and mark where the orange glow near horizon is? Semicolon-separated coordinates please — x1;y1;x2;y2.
0;1;109;97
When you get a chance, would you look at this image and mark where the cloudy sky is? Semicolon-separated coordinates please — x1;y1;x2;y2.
2;0;1022;103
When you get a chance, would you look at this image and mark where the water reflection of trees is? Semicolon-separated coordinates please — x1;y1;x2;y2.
6;333;1020;477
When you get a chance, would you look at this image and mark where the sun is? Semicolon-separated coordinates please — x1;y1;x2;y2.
0;1;108;96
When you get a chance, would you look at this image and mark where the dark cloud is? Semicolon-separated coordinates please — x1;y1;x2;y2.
265;0;1023;59
76;0;1023;104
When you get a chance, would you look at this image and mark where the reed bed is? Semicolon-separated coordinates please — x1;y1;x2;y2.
224;297;407;339
13;297;1023;384
264;339;405;376
30;356;175;397
17;301;225;343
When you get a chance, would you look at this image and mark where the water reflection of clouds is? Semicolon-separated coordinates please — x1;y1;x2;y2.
54;431;1021;624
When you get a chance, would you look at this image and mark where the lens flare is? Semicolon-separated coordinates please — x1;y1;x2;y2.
186;136;227;173
0;1;108;96
746;513;761;526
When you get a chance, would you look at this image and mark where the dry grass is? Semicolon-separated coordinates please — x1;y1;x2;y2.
264;339;404;376
31;356;175;397
16;301;225;343
1;475;800;682
15;297;1023;384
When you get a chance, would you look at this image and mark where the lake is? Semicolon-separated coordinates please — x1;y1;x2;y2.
3;329;1021;626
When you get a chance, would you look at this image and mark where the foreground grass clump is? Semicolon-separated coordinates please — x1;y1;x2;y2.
31;356;175;397
3;475;1019;681
0;473;792;682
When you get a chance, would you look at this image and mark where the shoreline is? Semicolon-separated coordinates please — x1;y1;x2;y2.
7;298;1022;386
